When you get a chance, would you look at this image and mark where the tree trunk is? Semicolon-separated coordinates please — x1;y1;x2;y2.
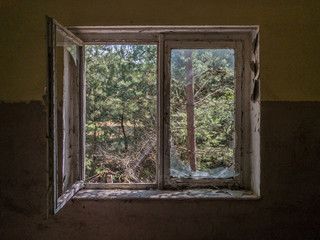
184;50;197;171
92;98;97;160
121;113;128;151
133;115;136;139
132;140;156;170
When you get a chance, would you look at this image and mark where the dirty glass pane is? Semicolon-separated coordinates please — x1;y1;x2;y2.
170;49;238;179
85;45;157;183
56;29;81;196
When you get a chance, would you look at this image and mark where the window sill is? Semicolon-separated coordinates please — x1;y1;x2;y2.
73;189;260;201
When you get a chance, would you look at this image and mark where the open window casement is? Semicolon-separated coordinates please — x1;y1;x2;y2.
47;17;85;215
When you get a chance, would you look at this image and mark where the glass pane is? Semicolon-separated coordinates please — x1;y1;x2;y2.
56;29;80;196
170;49;238;179
85;45;157;183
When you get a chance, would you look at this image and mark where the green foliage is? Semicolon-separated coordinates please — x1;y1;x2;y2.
85;45;157;183
85;45;235;182
170;49;235;171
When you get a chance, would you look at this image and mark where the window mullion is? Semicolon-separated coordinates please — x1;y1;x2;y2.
157;34;165;189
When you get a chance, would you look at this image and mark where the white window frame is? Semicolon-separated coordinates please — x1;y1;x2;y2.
47;17;86;215
163;40;244;189
48;18;260;215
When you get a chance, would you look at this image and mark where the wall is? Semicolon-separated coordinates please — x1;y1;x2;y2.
0;1;319;239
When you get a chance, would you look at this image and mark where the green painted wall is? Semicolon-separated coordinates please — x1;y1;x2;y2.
1;0;319;102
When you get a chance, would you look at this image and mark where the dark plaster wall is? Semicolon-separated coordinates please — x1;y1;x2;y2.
0;101;319;239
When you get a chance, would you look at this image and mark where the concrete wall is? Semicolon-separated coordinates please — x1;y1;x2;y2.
0;1;319;239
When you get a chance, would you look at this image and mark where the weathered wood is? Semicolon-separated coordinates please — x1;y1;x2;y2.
163;39;172;186
62;48;78;192
249;30;260;195
56;180;84;213
72;47;80;183
54;19;84;46
57;99;63;197
68;26;259;34
84;183;157;190
157;34;165;189
79;46;86;181
47;16;85;215
46;15;57;216
184;50;197;172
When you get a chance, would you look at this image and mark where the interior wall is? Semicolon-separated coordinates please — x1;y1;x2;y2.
0;1;319;239
1;0;320;102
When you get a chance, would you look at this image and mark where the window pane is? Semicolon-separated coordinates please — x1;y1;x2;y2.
170;49;237;179
56;29;81;196
85;45;157;183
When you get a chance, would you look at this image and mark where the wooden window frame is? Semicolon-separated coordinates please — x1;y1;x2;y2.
48;18;260;215
163;40;244;189
47;17;86;215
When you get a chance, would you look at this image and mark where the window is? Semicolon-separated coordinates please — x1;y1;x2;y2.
47;17;260;215
85;44;158;185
